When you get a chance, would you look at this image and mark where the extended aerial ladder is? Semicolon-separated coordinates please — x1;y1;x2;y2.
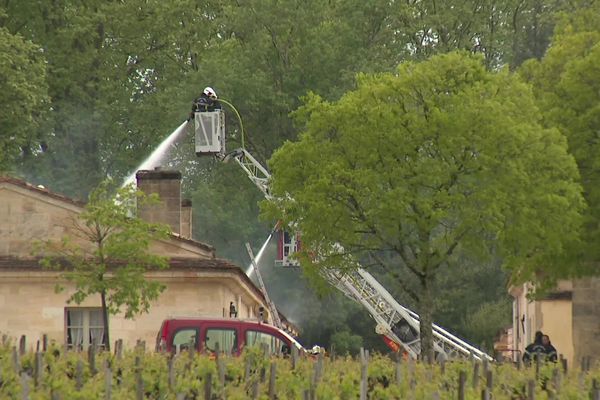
245;242;283;329
192;109;493;361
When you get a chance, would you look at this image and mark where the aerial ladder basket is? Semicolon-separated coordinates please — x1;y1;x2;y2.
193;110;226;157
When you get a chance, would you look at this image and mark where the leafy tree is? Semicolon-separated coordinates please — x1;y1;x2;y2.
462;299;512;352
520;3;600;273
263;52;584;361
39;180;170;351
330;330;364;356
0;20;49;172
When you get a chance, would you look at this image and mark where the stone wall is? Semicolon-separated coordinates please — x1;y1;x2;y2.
0;182;88;257
0;269;264;350
572;277;600;365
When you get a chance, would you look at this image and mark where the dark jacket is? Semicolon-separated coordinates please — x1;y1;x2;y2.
522;341;546;362
543;343;558;362
192;93;221;113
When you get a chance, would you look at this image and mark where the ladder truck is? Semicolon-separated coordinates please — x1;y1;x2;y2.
190;109;493;361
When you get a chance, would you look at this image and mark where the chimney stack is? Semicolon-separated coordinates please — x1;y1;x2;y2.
136;168;182;234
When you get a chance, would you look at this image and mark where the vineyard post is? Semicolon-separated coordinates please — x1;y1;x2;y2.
251;379;259;399
34;351;42;387
42;334;47;352
244;356;251;382
104;361;112;400
217;356;226;387
168;355;176;389
188;341;195;358
472;362;480;389
260;366;267;383
19;335;26;355
291;345;298;370
268;362;277;400
591;378;600;400
12;346;19;373
394;353;402;386
135;355;143;400
313;351;324;384
482;357;488;375
89;340;97;376
75;359;84;391
552;368;561;393
481;387;490;400
579;371;586;392
204;372;212;400
116;339;123;360
330;343;335;362
440;358;446;375
485;369;493;392
20;372;30;400
458;370;466;400
359;348;368;400
560;356;567;373
527;379;536;400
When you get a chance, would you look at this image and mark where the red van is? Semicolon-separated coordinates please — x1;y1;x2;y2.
156;318;305;356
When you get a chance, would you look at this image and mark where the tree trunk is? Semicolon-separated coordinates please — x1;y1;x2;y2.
419;276;434;363
101;290;111;352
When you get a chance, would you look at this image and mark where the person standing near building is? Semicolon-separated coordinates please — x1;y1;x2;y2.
229;301;238;318
523;331;545;363
542;334;558;362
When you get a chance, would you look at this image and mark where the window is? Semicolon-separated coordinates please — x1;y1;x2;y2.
246;330;288;355
172;328;198;352
66;308;105;350
205;328;237;354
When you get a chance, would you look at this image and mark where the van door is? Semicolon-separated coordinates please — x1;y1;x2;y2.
244;329;291;356
203;326;239;356
171;327;199;353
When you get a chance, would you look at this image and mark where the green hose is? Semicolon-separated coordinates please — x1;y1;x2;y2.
218;98;246;149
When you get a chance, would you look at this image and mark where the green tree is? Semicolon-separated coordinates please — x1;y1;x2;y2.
263;52;584;361
39;180;170;351
330;330;364;356
462;299;512;352
520;4;600;272
0;21;48;172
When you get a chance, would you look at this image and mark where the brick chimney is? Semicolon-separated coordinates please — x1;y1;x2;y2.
136;168;182;234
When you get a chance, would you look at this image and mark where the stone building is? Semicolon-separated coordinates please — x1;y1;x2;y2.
510;279;600;368
0;170;292;350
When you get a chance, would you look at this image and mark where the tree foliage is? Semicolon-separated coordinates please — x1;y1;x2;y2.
0;19;48;172
39;180;170;350
264;51;584;359
520;3;600;273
